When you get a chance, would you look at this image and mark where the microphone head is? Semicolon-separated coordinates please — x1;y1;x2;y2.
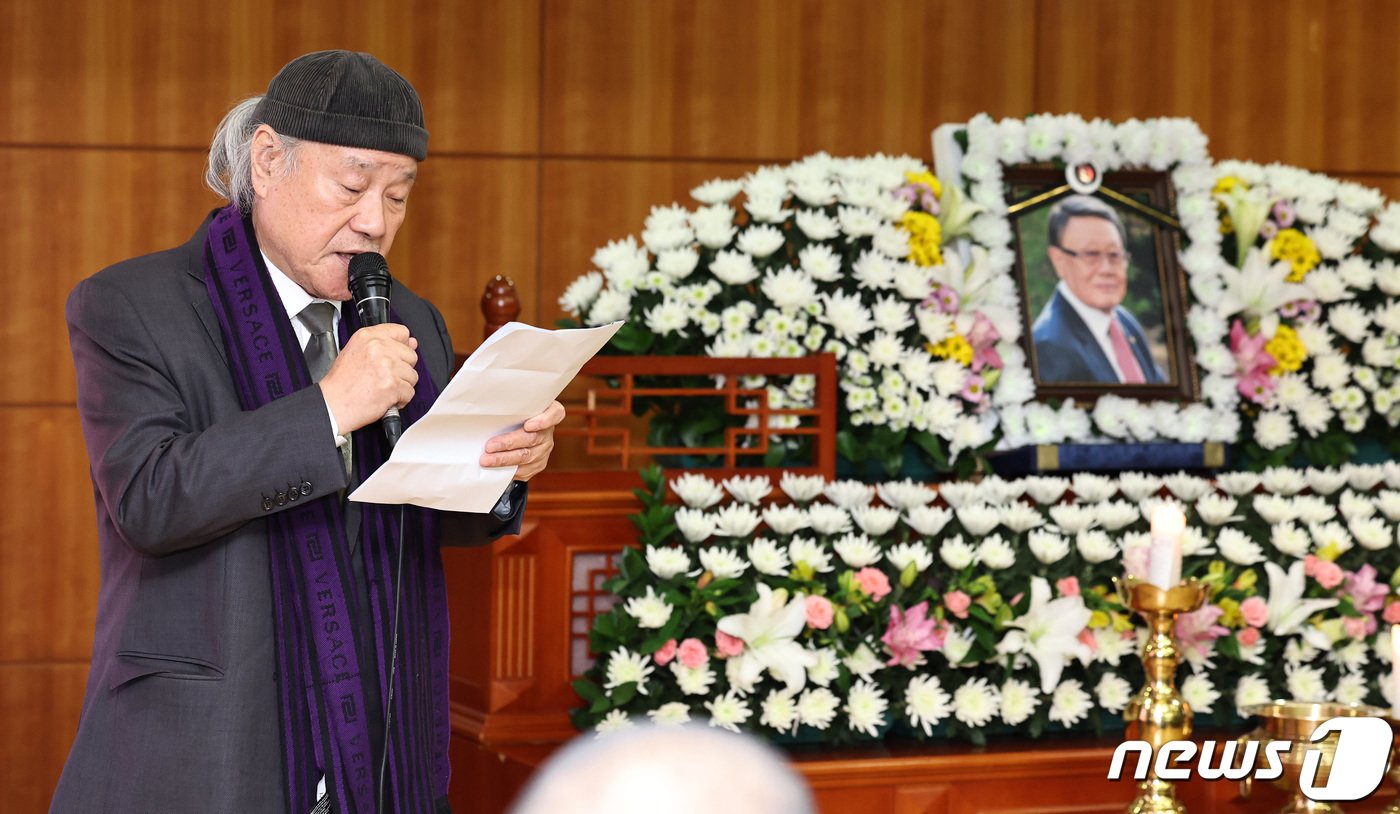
348;252;392;299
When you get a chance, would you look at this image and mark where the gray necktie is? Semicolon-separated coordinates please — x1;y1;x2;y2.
298;302;351;477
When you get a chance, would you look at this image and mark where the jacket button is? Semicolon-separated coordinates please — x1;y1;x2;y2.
275;490;287;506
262;496;274;512
300;480;313;496
287;484;300;502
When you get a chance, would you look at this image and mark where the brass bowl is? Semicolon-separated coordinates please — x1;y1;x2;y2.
1240;700;1390;814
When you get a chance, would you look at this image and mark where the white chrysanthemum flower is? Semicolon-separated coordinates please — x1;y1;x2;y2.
559;271;605;316
1179;674;1220;714
605;648;654;694
796;687;841;730
1329;639;1371;673
952;678;1001;728
1095;500;1141;532
746;538;791;577
999;502;1046;533
1306;467;1349;495
806;504;852;536
587;289;633;326
788;536;834;573
1021;476;1070;504
1070;473;1117;503
624;586;674;629
709;249;760;286
1026;530;1070;564
844;680;890;738
1116;472;1163;502
1309;521;1353;556
997;677;1040;726
1377;490;1400;522
1285;664;1329;703
847;506;899;537
978;535;1016;570
1234;674;1273;717
745;194;791;224
1194;494;1240;526
954;503;1000;536
645;300;690;335
712;504;762;538
1295;496;1338;525
1163;474;1211;502
794;208;839;241
883;542;933;576
807;646;840;688
722;475;772;504
1333;673;1370;707
893;262;933;300
671;473;726;509
761;269;819;311
646;545;692;580
904;675;953;736
905;505;953;536
698;546;749;580
796;243;841;283
1095;673;1133;714
1345;463;1386;491
691;177;743;204
761;505;809;536
852;249;897;290
756;689;800;734
876;479;937;511
1351;517;1391;551
780;472;826;503
704;690;753;733
594;708;634;737
819;482;872;513
647;702;693;727
932;534;973;569
843;643;883;679
1048;679;1093;726
1214;472;1261;496
735;223;784;258
833;533;882;568
1076;530;1119;564
672;661;717;696
1216;527;1265;565
1254;411;1296;450
674;508;716;543
1049;504;1098;534
1252;494;1297;525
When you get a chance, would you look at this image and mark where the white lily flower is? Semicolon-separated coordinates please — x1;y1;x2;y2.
997;577;1092;693
1217;246;1309;326
1263;560;1340;636
716;585;818;695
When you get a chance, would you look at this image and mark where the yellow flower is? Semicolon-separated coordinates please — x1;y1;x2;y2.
904;169;943;198
928;334;974;367
1213;175;1244;197
1088;610;1111;629
1265;325;1307;374
1316;541;1344;562
1219;211;1234;235
1232;569;1258;592
1110;612;1136;633
1217;597;1243;628
901;210;943;267
1270;228;1321;282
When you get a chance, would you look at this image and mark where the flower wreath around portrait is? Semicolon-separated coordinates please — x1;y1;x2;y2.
557;114;1400;474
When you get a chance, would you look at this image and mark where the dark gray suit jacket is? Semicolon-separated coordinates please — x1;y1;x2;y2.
52;214;516;813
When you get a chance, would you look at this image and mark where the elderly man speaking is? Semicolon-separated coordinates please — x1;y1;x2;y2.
52;51;563;814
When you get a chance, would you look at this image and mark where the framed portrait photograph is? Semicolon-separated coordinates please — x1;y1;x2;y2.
1007;166;1197;402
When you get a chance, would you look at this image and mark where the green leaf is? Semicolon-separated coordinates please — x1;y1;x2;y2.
572;678;605;704
836;429;865;463
611;682;638;706
909;430;950;468
611;322;655;354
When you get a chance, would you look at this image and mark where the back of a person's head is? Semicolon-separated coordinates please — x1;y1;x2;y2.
508;724;815;814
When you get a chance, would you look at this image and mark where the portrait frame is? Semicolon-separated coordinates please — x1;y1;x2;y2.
1006;165;1198;403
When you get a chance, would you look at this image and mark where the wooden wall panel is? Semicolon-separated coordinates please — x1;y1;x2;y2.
0;664;89;813
536;158;759;327
542;0;1037;161
0;148;217;405
389;157;539;350
0;0;538;154
0;410;97;662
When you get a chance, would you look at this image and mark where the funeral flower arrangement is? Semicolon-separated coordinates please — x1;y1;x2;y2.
572;464;1400;743
557;153;1025;476
558;114;1400;472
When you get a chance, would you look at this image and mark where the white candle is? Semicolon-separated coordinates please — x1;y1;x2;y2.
1391;625;1400;718
1147;504;1186;590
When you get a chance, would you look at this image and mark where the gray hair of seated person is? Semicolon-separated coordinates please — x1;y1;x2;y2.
508;724;816;814
204;97;303;214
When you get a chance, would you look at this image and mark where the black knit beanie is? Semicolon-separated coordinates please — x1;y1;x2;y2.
253;50;428;161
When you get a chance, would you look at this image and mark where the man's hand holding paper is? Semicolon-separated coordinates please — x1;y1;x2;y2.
350;321;621;512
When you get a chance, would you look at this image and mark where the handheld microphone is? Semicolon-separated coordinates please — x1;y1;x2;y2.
348;252;403;447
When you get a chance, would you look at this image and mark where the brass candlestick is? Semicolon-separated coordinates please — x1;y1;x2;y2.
1117;575;1206;814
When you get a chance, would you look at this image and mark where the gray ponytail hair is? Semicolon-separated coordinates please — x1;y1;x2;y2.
204;96;303;213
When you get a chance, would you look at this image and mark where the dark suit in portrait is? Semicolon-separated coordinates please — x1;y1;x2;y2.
1032;288;1166;384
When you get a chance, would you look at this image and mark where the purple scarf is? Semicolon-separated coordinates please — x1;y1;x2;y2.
202;205;450;813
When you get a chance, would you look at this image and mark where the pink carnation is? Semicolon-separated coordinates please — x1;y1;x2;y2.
943;590;971;619
1344;615;1377;640
805;595;835;630
1056;576;1080;598
1240;596;1269;628
652;638;677;667
715;630;745;658
855;567;892;601
677;637;709;669
1237;627;1261;648
1384;601;1400;626
1077;628;1098;655
1314;560;1345;590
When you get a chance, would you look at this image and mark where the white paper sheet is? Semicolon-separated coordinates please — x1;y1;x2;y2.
349;320;622;511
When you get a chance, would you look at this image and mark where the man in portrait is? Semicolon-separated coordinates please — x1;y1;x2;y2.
1030;194;1167;384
